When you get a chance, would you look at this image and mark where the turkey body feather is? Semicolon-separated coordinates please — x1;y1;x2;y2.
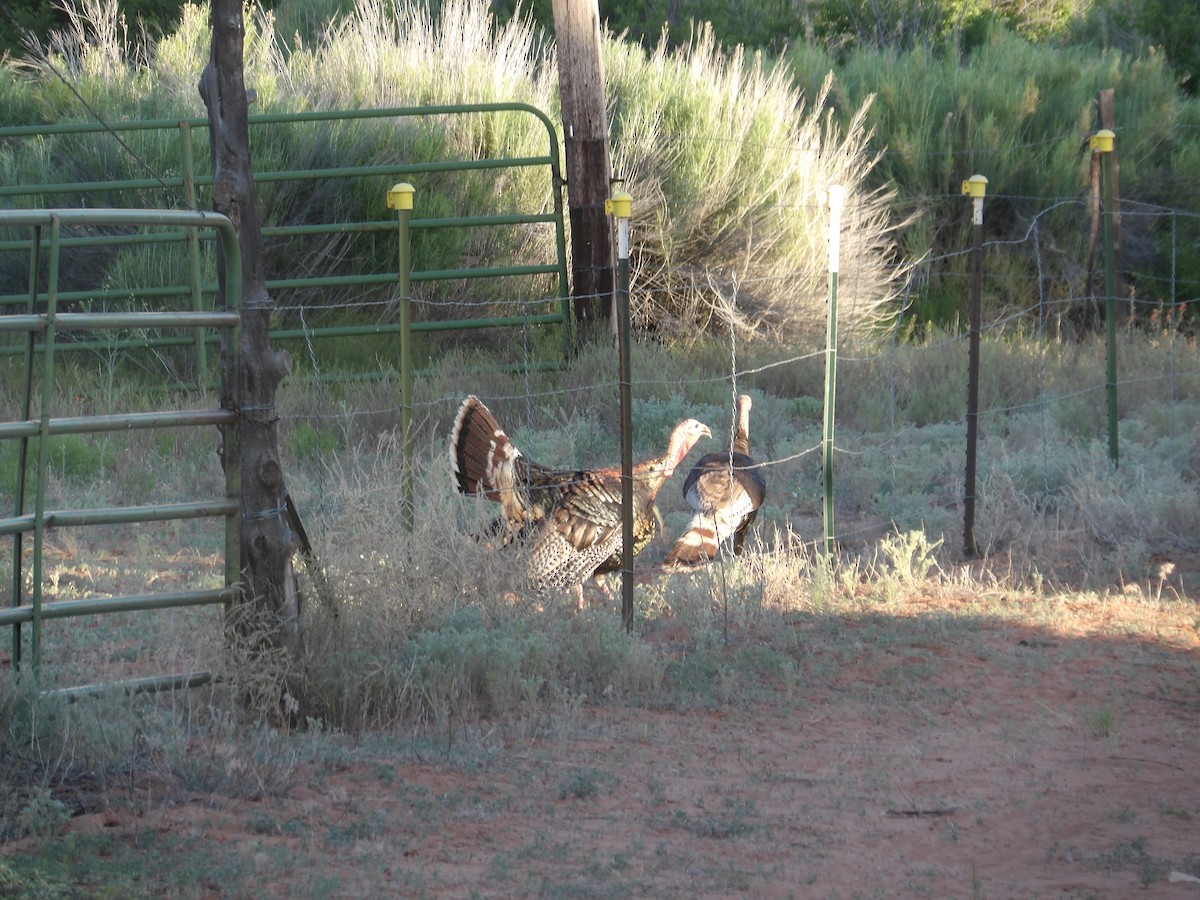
450;395;711;594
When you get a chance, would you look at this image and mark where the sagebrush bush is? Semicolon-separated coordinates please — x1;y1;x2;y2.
605;25;905;342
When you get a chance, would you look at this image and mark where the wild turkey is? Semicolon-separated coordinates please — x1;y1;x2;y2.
525;416;712;596
663;394;766;566
449;394;581;543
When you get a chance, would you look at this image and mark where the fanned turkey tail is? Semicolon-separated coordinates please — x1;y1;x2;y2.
450;395;584;541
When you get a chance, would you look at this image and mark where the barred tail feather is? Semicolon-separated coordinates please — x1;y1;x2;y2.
450;395;518;499
663;517;719;567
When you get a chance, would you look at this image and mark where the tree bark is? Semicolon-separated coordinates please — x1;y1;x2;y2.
1078;89;1127;338
552;0;614;332
199;0;301;669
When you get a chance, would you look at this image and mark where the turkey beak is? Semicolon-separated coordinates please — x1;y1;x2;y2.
700;424;712;441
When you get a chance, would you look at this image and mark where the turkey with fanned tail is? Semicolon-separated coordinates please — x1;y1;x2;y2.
449;395;710;598
663;394;766;567
450;394;582;544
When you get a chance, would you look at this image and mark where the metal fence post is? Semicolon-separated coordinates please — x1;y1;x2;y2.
11;225;42;670
388;182;416;531
30;216;65;669
605;189;634;631
822;186;845;554
962;174;988;558
1090;129;1119;467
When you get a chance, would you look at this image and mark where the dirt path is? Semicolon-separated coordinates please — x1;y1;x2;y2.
17;592;1196;899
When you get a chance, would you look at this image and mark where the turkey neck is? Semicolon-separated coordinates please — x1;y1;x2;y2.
653;423;705;483
732;395;752;456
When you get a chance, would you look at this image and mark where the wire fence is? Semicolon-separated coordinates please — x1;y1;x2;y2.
275;184;1197;583
2;106;1197;595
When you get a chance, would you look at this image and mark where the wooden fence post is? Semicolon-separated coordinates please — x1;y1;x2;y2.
201;0;302;679
552;0;614;333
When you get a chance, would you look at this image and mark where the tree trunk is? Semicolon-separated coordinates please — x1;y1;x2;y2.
199;0;301;670
1078;89;1126;338
552;0;614;332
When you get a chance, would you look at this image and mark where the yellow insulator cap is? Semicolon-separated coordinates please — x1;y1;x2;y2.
387;182;415;210
604;190;632;219
1090;129;1115;153
961;174;988;198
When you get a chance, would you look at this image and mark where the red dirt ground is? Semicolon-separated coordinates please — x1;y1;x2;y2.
10;583;1200;899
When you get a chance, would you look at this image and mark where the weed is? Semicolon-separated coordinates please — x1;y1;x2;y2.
326;812;387;847
1092;837;1173;888
879;530;944;585
674;798;757;839
1080;704;1122;739
0;859;72;899
247;814;281;836
558;767;606;801
971;861;986;899
15;787;70;838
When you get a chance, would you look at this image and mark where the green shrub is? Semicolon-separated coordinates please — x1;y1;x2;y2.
606;26;903;342
788;27;1195;331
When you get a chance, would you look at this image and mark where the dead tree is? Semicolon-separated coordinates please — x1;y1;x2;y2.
199;0;301;668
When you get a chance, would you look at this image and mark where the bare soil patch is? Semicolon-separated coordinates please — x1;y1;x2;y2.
5;580;1199;898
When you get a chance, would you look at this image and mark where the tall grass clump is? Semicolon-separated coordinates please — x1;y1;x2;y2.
605;25;906;343
292;437;664;732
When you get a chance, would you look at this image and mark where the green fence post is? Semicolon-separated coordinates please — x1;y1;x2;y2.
822;186;845;554
30;216;66;670
962;174;988;558
606;189;634;631
10;225;43;669
388;183;416;532
1090;129;1119;467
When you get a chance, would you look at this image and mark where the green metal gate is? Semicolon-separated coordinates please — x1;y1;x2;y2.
0;103;570;694
0;103;572;383
0;208;242;697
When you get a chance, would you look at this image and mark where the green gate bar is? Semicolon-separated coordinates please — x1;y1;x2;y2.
0;103;573;378
1;208;242;695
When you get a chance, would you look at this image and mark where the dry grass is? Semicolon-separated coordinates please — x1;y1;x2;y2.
1;319;1198;895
